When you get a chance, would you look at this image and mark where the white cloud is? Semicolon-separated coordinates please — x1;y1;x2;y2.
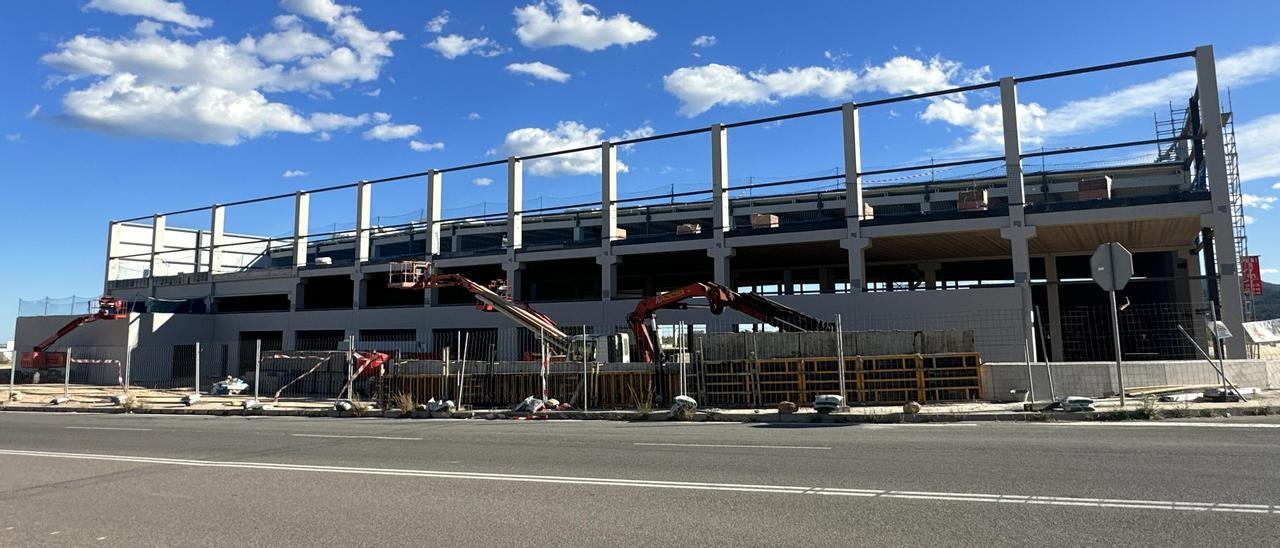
505;61;570;82
924;42;1280;154
663;55;985;117
466;112;481;120
4;133;23;143
513;0;656;51
473;177;493;186
283;169;309;177
1244;215;1256;225
25;104;41;119
41;0;400;145
313;131;331;142
1242;193;1277;210
363;88;381;97
85;0;212;29
1262;268;1279;274
409;140;443;152
425;34;505;59
1237;113;1280;183
1273;182;1280;190
133;20;163;37
425;10;450;33
363;122;420;140
691;35;716;48
502;120;651;176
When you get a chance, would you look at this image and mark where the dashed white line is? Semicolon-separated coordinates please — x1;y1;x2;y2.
65;426;152;432
0;448;1273;517
289;433;422;441
635;442;831;450
1050;422;1280;429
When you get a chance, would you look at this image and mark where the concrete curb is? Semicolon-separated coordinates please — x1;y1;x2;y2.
3;403;1276;422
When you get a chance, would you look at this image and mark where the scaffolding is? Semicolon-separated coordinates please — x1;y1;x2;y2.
1221;91;1254;322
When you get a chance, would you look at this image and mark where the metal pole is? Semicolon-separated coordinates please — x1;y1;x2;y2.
1209;306;1228;395
123;341;132;395
255;339;262;401
1034;307;1055;401
345;336;354;401
459;332;469;408
582;325;589;413
64;348;72;400
7;344;15;402
1109;290;1124;406
836;314;846;405
1176;325;1248;402
193;341;201;394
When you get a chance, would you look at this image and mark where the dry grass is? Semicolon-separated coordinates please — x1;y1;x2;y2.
626;382;654;415
392;392;416;414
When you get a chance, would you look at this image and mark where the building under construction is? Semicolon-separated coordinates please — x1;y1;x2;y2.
12;45;1259;398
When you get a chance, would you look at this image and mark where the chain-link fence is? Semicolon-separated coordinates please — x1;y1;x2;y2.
17;296;105;317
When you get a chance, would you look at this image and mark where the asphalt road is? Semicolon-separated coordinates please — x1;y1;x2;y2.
1;412;1278;546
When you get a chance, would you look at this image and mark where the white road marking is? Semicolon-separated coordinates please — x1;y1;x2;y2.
1051;422;1280;429
65;426;152;432
635;442;831;450
289;433;422;441
0;448;1274;517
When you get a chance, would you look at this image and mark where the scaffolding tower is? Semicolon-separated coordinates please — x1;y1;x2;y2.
1221;91;1254;322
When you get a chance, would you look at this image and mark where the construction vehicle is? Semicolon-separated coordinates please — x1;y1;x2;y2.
19;297;129;371
627;282;834;363
388;261;628;362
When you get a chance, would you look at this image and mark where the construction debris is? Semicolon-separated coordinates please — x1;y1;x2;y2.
903;401;922;414
669;395;697;420
1059;396;1095;412
514;396;545;414
777;401;797;415
50;396;70;405
813;394;843;414
427;398;456;417
211;377;248;396
7;391;22;402
181;393;201;406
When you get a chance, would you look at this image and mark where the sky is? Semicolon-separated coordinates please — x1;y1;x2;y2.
2;0;1280;341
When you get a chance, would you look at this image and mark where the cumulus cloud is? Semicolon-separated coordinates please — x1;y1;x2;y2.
506;61;570;82
424;10;450;33
466;112;482;120
283;169;309;177
5;133;23;143
85;0;211;29
502;121;651;176
425;34;505;59
923;42;1280;154
691;35;716;48
409;140;443;151
473;177;493;186
663;55;987;117
41;0;402;145
513;0;655;51
363;121;420;140
1242;193;1277;210
1237;113;1280;183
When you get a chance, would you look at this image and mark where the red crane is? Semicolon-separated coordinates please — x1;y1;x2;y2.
627;282;834;364
21;297;128;368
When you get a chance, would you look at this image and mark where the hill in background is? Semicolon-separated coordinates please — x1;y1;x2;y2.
1255;282;1280;320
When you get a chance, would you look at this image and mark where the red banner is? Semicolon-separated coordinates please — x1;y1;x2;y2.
1242;255;1263;296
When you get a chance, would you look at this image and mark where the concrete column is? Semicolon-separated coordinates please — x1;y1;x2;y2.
920;261;941;291
425;170;442;256
1195;45;1246;357
597;254;619;300
841;103;865;231
782;270;794;295
293;280;307;311
840;237;871;291
352;273;366;309
709;248;735;287
503;260;523;301
1044;254;1064;362
355;180;372;263
149;214;167;283
293;191;310;269
209;205;225;275
818;267;835;293
711;124;730;236
1001;75;1035;360
601;142;619;243
507;157;523;250
103;221;121;293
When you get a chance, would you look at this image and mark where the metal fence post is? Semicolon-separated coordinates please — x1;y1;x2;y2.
836;314;846;407
255;339;262;401
582;324;589;413
193;341;201;394
123;342;132;394
64;348;72;400
345;336;354;401
7;346;15;402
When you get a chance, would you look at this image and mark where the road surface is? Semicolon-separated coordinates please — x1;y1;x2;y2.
1;412;1277;546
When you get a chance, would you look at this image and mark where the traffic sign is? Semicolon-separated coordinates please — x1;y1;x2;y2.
1090;242;1133;292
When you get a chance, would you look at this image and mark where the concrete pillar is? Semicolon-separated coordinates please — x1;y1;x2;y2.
352;273;367;309
426;170;442;256
1000;75;1035;360
103;221;121;293
149;214;167;283
1195;45;1246;357
597;254;619;300
782;270;794;295
601;142;619;242
293;280;307;311
1044;254;1064;362
818;267;835;294
711;124;730;235
507;157;523;250
709;248;735;287
293;191;310;269
503;260;523;301
209;205;225;275
840;237;871;291
355;180;372;263
920;261;941;291
841;103;865;230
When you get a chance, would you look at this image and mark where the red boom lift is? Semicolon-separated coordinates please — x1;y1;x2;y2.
627;282;834;363
20;297;128;369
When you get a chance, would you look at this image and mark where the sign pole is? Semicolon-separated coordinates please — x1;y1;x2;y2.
1092;242;1133;407
1109;289;1124;406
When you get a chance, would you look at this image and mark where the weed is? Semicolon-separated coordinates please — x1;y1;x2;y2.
626;382;654;416
120;393;144;412
392;392;416;415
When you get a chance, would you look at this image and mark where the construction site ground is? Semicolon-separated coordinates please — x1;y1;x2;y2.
4;381;1280;423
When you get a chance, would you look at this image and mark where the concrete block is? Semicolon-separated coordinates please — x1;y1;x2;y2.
750;213;779;229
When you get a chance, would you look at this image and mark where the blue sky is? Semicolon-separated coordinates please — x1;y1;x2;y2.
2;0;1280;340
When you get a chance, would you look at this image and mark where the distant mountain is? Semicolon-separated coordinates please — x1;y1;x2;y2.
1255;282;1280;320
